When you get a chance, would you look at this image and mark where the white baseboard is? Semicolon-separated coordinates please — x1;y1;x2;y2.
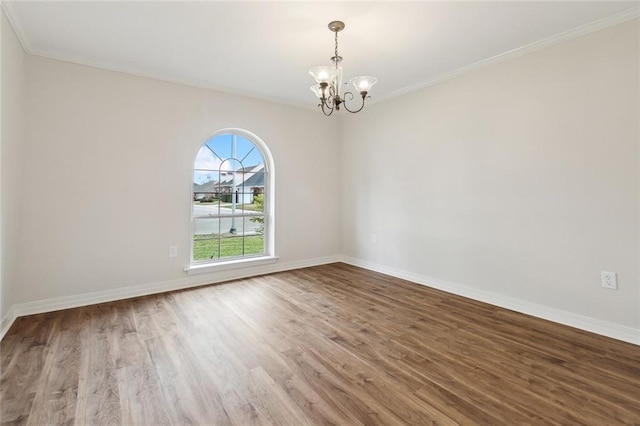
0;310;19;342
340;256;640;346
0;255;341;340
2;254;638;346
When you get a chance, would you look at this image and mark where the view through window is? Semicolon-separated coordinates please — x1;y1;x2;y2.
192;133;267;262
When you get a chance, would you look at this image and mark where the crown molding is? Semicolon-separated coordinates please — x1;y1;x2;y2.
1;0;31;52
28;47;318;111
2;2;638;111
0;0;314;111
379;6;640;104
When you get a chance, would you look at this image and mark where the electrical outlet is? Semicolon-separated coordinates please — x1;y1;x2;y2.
169;245;178;258
601;271;617;290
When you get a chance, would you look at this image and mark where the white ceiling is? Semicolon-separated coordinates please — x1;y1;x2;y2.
4;1;639;109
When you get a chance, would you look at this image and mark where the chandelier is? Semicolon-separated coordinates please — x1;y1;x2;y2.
309;21;377;116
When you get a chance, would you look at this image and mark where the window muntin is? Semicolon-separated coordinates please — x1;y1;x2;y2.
192;133;268;263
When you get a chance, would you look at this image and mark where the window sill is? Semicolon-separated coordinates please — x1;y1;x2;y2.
185;255;279;275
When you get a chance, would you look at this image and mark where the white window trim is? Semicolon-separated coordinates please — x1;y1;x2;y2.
189;128;275;268
185;255;279;275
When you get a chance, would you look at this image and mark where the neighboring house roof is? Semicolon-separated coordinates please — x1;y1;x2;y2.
240;171;265;188
219;164;265;186
193;181;218;193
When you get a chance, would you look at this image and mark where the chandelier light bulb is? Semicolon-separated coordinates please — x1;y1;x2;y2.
350;76;378;94
309;66;337;84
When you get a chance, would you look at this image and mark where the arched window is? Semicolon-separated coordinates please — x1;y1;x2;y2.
190;129;274;267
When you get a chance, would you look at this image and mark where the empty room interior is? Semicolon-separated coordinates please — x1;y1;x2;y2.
1;1;639;424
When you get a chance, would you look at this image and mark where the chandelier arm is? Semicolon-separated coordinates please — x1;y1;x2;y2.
341;91;369;114
325;90;336;108
320;101;335;116
319;95;336;116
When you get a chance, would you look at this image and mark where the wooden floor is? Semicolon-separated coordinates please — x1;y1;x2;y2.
1;263;639;425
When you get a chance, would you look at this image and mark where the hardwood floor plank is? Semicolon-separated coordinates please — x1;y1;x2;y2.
131;295;180;341
25;313;83;426
116;360;172;426
0;314;57;425
109;301;147;370
145;334;233;425
281;346;401;425
247;367;311;426
1;263;639;425
74;304;122;425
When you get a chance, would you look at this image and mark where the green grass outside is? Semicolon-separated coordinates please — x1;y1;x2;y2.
193;234;264;260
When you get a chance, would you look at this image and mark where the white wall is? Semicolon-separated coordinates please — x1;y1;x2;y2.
340;19;639;329
14;55;340;304
1;11;25;321
2;14;638;342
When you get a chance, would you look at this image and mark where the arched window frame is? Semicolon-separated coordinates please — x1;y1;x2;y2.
186;128;276;274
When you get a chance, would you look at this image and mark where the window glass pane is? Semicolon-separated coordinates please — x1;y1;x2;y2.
218;235;245;258
204;135;264;166
238;170;265;210
194;146;222;171
210;234;264;258
194;217;220;235
193;218;220;261
244;234;264;256
194;170;221;186
193;202;224;217
246;215;265;235
193;170;222;207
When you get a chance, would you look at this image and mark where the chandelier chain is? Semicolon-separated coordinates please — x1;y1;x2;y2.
334;31;339;65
